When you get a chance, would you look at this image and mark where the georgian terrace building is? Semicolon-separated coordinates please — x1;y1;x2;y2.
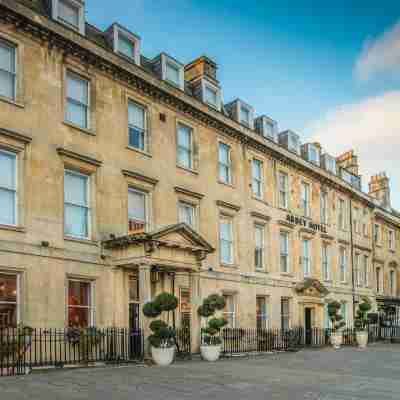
0;0;399;349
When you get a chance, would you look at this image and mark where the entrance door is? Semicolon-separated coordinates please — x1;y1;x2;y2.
305;308;312;346
128;275;142;359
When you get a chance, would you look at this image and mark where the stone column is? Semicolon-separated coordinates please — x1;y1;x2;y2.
139;263;152;357
190;272;201;353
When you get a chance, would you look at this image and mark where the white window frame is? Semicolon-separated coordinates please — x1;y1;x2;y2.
338;198;346;230
202;79;221;111
64;169;91;239
374;224;381;245
339;247;347;283
389;229;395;251
302;239;311;278
128;100;147;152
254;224;265;270
0;272;20;327
281;297;291;331
353;207;360;235
111;24;141;65
161;54;184;90
52;0;85;34
177;123;194;170
223;294;236;328
252;158;264;199
278;171;289;209
320;191;328;225
322;243;330;281
363;255;369;287
239;104;251;127
65;70;90;130
390;270;396;297
0;149;18;227
219;216;234;266
128;187;148;233
218;142;232;185
280;231;290;273
178;201;196;229
308;144;320;165
0;39;17;101
301;181;311;218
66;278;94;328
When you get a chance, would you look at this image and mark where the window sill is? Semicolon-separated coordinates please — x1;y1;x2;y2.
63;121;96;136
0;95;25;109
64;236;99;246
177;164;199;175
218;180;234;188
0;224;26;233
126;146;152;158
252;196;268;206
280;272;294;277
255;268;268;275
220;263;238;269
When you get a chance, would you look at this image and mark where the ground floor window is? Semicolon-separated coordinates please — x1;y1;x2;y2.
68;279;93;328
341;302;347;326
0;273;18;328
256;296;268;329
223;294;236;328
281;297;290;331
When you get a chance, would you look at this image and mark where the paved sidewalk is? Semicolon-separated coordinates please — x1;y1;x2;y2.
1;344;400;399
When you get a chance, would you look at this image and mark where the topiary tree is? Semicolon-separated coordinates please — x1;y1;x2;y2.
142;292;178;348
198;294;227;346
355;297;372;331
327;300;346;333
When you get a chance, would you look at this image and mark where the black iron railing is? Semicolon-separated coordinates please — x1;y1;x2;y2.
0;327;144;377
175;327;191;358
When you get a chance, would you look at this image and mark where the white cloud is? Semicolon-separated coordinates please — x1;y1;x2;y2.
355;20;400;81
307;91;400;209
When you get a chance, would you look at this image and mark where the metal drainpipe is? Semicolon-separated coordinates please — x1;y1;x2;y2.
349;199;357;325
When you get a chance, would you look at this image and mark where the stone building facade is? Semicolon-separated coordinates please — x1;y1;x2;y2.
0;0;399;350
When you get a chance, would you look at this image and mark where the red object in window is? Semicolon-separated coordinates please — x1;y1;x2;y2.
129;219;145;234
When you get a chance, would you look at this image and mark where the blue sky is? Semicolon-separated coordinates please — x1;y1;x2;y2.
88;0;400;208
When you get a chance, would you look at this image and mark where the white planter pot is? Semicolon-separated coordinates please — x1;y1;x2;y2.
330;332;343;349
200;345;221;362
151;346;175;366
356;331;368;349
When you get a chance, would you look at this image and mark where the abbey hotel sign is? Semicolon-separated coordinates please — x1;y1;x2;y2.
286;214;328;234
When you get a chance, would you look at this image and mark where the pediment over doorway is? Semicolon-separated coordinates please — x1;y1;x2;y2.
295;278;329;298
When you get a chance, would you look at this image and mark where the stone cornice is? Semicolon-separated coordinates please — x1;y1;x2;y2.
174;186;204;200
1;0;399;221
57;148;102;167
0;127;32;144
122;169;159;186
216;200;241;212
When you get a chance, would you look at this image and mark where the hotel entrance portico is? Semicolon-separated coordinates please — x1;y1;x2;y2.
102;223;214;352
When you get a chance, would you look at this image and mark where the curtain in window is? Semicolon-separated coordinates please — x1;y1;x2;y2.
0;41;16;99
68;280;91;328
66;72;89;128
0;273;17;328
179;203;194;227
0;151;16;226
64;171;89;238
128;189;146;222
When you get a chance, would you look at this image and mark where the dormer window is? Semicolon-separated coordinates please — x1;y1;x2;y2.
166;61;180;86
152;53;185;90
240;105;250;126
321;154;337;175
202;80;221;111
255;116;278;142
225;99;254;128
340;168;352;185
52;0;85;34
107;24;141;66
302;143;320;166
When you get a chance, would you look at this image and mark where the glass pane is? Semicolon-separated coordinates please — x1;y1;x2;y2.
0;303;17;327
205;86;217;106
68;280;90;307
219;165;229;183
219;143;229;165
255;226;263;247
0;188;16;225
129;276;139;302
118;35;135;59
240;106;249;124
59;0;79;27
253;160;262;180
178;147;190;168
221;240;232;264
66;100;88;128
0;41;15;73
65;204;88;237
68;307;89;328
166;62;180;84
129;127;145;150
280;233;288;253
0;273;17;303
179;203;194;226
220;220;232;241
65;172;88;206
0;70;15;99
0;151;16;189
128;102;145;129
67;73;88;105
178;125;192;149
128;190;146;221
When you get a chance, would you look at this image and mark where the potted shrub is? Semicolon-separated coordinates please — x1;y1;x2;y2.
142;292;178;366
198;294;227;362
327;301;346;349
355;297;372;349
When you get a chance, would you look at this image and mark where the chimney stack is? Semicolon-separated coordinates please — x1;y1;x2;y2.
184;56;218;84
336;150;359;175
369;172;391;208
